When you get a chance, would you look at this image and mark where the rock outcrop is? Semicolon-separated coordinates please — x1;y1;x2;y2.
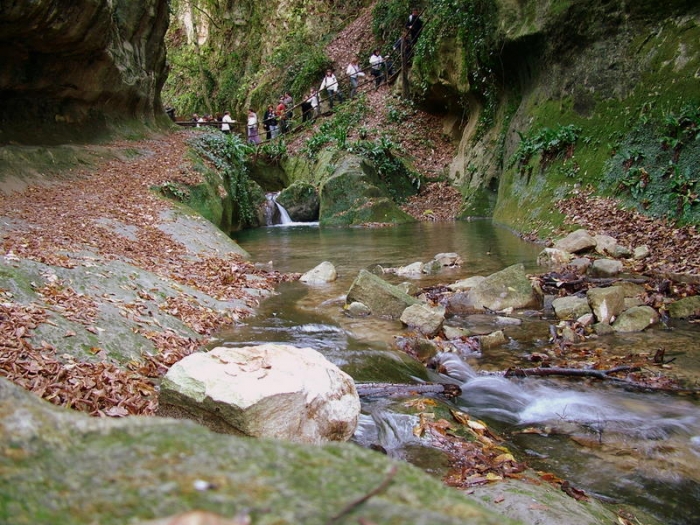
0;377;515;525
0;0;170;145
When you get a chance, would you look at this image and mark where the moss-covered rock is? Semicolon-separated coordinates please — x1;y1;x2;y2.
0;378;518;525
277;180;320;221
319;152;416;226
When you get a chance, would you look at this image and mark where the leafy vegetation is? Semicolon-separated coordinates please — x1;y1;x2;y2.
188;132;263;227
509;124;583;170
373;0;500;136
299;97;422;199
603;102;700;225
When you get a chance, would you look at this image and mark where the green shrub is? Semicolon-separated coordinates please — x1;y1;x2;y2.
602;102;700;225
188;132;262;227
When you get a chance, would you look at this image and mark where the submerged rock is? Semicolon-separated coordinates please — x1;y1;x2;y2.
400;303;445;337
467;264;541;312
300;261;337;283
346;269;419;318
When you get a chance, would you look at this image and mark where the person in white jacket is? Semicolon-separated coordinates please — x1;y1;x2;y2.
319;69;344;110
246;108;260;144
221;111;234;134
369;49;385;89
346;58;365;98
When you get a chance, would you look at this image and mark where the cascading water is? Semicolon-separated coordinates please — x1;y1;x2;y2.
263;192;293;226
230;220;700;524
273;193;293;225
356;352;700;524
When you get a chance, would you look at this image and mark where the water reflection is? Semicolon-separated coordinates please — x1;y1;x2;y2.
228;220;700;525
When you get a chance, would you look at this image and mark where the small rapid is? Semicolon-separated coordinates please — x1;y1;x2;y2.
230;220;700;524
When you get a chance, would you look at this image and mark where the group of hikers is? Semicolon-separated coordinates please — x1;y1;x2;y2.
190;8;424;145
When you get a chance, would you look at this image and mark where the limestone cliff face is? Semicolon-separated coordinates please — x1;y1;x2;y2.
413;0;700;231
0;0;170;145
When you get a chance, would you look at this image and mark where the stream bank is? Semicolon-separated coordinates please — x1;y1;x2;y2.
1;131;698;524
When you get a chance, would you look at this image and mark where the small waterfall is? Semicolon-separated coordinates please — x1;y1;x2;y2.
273;193;293;225
264;192;293;226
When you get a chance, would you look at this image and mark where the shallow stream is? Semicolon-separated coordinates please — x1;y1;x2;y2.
221;221;700;524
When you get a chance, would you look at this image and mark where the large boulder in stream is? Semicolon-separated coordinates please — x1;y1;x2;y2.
158;344;360;444
276;181;320;221
346;269;420;318
318;153;416;226
0;378;519;525
455;264;541;313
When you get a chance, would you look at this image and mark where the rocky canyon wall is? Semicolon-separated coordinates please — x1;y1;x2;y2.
0;0;170;145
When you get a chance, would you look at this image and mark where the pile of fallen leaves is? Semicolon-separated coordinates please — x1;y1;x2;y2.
0;131;297;417
556;190;700;276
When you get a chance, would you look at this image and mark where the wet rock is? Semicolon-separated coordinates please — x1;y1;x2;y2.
612;306;659;332
537;247;573;268
444;291;480;315
443;325;474;339
495;316;522;326
345;301;372;316
668;296;700;319
448;275;486;291
299;261;337;283
477;330;507;349
395;261;425;275
393;336;441;361
0;379;513;525
346;269;419;318
158;344;360;444
589;258;623;277
398;281;421;295
569;257;591;274
276;181;320;221
467;264;541;311
553;229;596;254
587;287;626;324
593;322;615;335
318;153;416;226
552;296;592;320
400;303;445;337
432;252;463;267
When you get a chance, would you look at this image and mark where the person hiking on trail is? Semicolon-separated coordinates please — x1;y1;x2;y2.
264;104;279;139
369;49;385;89
246;108;261;145
301;91;313;123
309;87;320;118
283;92;294;124
319;69;343;110
221;111;234;134
346;58;365;98
276;97;288;134
406;7;423;46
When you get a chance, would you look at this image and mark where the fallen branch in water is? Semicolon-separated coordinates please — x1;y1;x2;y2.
356;382;462;399
504;365;639;380
504;365;700;395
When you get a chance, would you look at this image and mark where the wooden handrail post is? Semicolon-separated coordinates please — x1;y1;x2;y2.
401;36;409;98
